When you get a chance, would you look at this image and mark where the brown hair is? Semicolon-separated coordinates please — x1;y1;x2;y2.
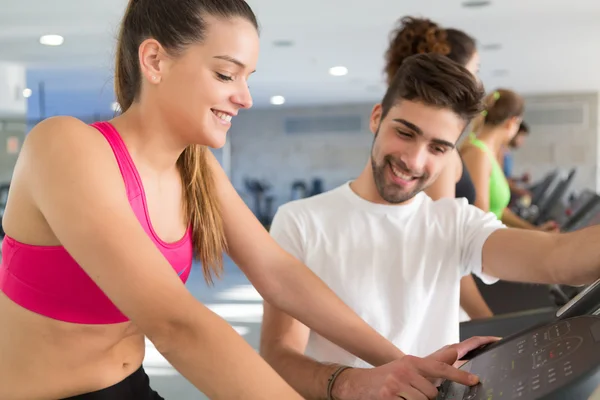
384;17;477;84
381;53;485;124
445;29;477;67
470;88;525;134
114;0;258;285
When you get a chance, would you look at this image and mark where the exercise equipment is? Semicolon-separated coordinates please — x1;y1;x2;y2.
289;178;325;201
566;189;597;217
442;279;600;399
244;178;274;228
529;170;561;207
533;168;577;226
290;180;308;200
513;170;561;222
514;168;578;225
560;194;600;233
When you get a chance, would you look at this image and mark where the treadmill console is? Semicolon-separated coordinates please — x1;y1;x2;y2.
437;316;600;399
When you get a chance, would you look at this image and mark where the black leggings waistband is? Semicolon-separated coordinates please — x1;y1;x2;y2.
60;366;164;400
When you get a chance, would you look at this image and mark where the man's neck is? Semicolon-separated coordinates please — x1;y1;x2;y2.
349;163;414;206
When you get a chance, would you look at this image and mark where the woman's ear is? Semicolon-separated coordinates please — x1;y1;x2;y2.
139;38;168;84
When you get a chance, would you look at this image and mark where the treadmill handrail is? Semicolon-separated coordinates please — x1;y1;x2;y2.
460;306;557;327
562;194;600;232
556;278;600;320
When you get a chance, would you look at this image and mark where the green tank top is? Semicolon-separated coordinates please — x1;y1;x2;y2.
468;135;511;220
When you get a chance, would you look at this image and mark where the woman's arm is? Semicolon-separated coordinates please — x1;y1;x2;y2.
501;207;537;229
461;145;492;213
206;152;404;367
459;275;493;319
502;208;559;232
24;117;303;399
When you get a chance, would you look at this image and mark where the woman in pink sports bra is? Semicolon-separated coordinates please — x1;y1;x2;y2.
0;0;422;399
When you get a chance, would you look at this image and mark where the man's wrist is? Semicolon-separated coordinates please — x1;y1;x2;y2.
330;366;357;400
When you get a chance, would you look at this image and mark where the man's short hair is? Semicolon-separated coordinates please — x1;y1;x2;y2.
380;53;485;124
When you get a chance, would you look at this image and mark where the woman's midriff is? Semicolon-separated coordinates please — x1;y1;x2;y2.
0;292;147;400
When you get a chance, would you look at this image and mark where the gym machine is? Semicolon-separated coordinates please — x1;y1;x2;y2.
441;279;600;399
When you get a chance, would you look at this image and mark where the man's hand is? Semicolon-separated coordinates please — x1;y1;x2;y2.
451;336;501;361
333;337;499;400
433;336;501;384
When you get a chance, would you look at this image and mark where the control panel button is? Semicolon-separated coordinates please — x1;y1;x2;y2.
548;322;571;340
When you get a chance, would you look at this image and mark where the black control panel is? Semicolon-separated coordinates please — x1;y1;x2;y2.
438;316;600;399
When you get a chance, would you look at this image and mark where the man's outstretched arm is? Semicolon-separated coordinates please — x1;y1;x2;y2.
482;227;600;286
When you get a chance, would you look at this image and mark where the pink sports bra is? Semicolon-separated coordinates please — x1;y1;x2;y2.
0;121;193;324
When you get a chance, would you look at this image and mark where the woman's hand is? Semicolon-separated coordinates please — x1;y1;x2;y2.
538;221;560;232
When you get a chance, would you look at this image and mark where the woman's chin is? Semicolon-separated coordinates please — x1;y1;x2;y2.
202;133;228;150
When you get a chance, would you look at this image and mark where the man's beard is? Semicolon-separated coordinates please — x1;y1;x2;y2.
370;152;429;204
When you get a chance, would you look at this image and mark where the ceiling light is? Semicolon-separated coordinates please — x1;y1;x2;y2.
481;43;502;51
329;66;348;76
462;0;491;7
39;34;64;46
270;95;285;105
22;88;32;98
273;40;294;47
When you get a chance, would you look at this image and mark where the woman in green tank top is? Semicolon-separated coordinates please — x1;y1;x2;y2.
466;132;511;220
461;89;558;231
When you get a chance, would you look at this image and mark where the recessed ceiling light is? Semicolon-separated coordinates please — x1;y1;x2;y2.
329;66;348;77
273;40;294;47
462;0;491;7
22;88;32;98
270;95;285;105
39;34;64;46
481;43;502;51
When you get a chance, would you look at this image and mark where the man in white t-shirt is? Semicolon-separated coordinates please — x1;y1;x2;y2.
259;53;600;400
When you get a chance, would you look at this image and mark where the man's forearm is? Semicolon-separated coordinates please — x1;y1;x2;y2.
553;226;600;285
263;346;354;400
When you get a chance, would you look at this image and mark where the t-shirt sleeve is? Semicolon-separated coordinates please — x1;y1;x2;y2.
269;205;306;263
459;201;506;284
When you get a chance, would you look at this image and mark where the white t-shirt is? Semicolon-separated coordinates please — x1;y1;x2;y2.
269;182;505;368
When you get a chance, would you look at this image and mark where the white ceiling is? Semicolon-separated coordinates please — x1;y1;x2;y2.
2;0;600;108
